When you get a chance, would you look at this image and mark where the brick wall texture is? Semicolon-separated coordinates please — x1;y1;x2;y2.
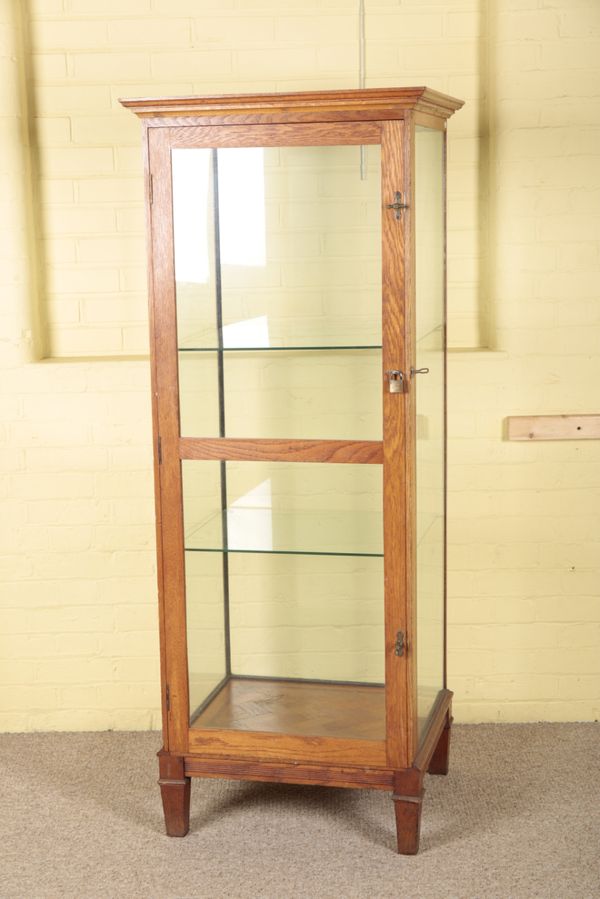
1;0;599;730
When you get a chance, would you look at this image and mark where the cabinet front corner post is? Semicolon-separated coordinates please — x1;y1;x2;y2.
158;749;191;837
391;768;424;855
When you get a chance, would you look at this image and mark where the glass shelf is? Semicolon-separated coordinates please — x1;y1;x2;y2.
185;508;383;557
176;314;382;354
179;344;382;352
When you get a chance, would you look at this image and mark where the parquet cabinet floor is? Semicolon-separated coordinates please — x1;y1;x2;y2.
191;677;386;741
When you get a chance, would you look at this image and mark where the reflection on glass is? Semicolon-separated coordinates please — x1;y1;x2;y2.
179;349;381;440
172;144;382;440
184;462;386;735
178;351;220;436
186;552;385;687
172;148;212;286
182;461;383;557
173;144;381;351
175;142;386;736
222;315;269;348
415;126;445;737
186;551;227;716
172;147;265;285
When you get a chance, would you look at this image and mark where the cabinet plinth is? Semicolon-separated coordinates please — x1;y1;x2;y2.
122;86;463;854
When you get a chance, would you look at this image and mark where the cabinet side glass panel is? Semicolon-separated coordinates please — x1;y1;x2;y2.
186;551;227;719
173;148;220;437
183;459;227;715
415;126;446;736
182;461;385;741
173;144;382;441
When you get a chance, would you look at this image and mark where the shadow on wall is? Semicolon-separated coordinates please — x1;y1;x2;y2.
12;0;49;360
15;0;495;358
477;0;496;350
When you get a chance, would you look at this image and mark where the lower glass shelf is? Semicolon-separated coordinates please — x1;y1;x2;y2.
183;460;384;558
185;508;383;557
190;675;386;742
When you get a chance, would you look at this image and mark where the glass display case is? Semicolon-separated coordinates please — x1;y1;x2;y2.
122;87;463;854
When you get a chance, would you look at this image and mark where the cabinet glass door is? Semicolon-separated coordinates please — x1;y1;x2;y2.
415;125;446;736
174;145;382;441
170;135;390;748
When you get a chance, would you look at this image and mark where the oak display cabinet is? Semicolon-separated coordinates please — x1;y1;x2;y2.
122;87;463;854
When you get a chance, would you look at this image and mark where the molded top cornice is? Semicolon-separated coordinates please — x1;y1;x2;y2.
120;86;463;122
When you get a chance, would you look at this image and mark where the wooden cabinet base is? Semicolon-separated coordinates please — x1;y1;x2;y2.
158;697;452;854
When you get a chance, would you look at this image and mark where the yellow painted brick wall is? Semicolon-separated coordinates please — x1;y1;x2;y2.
448;0;600;722
0;0;599;731
28;0;482;355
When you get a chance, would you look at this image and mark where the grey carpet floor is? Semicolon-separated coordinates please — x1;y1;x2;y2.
0;724;599;899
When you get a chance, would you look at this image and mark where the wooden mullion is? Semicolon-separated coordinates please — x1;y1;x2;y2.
179;437;383;465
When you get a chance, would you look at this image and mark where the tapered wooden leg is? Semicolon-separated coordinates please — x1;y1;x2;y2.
428;713;452;776
392;790;424;855
158;750;191;837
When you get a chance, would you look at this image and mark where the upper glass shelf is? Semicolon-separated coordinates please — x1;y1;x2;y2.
172;143;383;356
176;313;382;353
180;344;381;352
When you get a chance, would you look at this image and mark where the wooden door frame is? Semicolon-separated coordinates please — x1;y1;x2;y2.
147;125;189;753
381;116;415;769
146;118;415;767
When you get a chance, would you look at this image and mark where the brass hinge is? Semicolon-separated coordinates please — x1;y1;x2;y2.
157;436;162;464
395;630;406;657
165;684;170;712
148;173;154;205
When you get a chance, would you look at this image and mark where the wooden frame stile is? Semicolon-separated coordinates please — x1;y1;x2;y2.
148;125;190;756
402;110;418;767
389;110;454;854
142;122;169;753
381;116;410;774
122;87;463;854
382;112;424;855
